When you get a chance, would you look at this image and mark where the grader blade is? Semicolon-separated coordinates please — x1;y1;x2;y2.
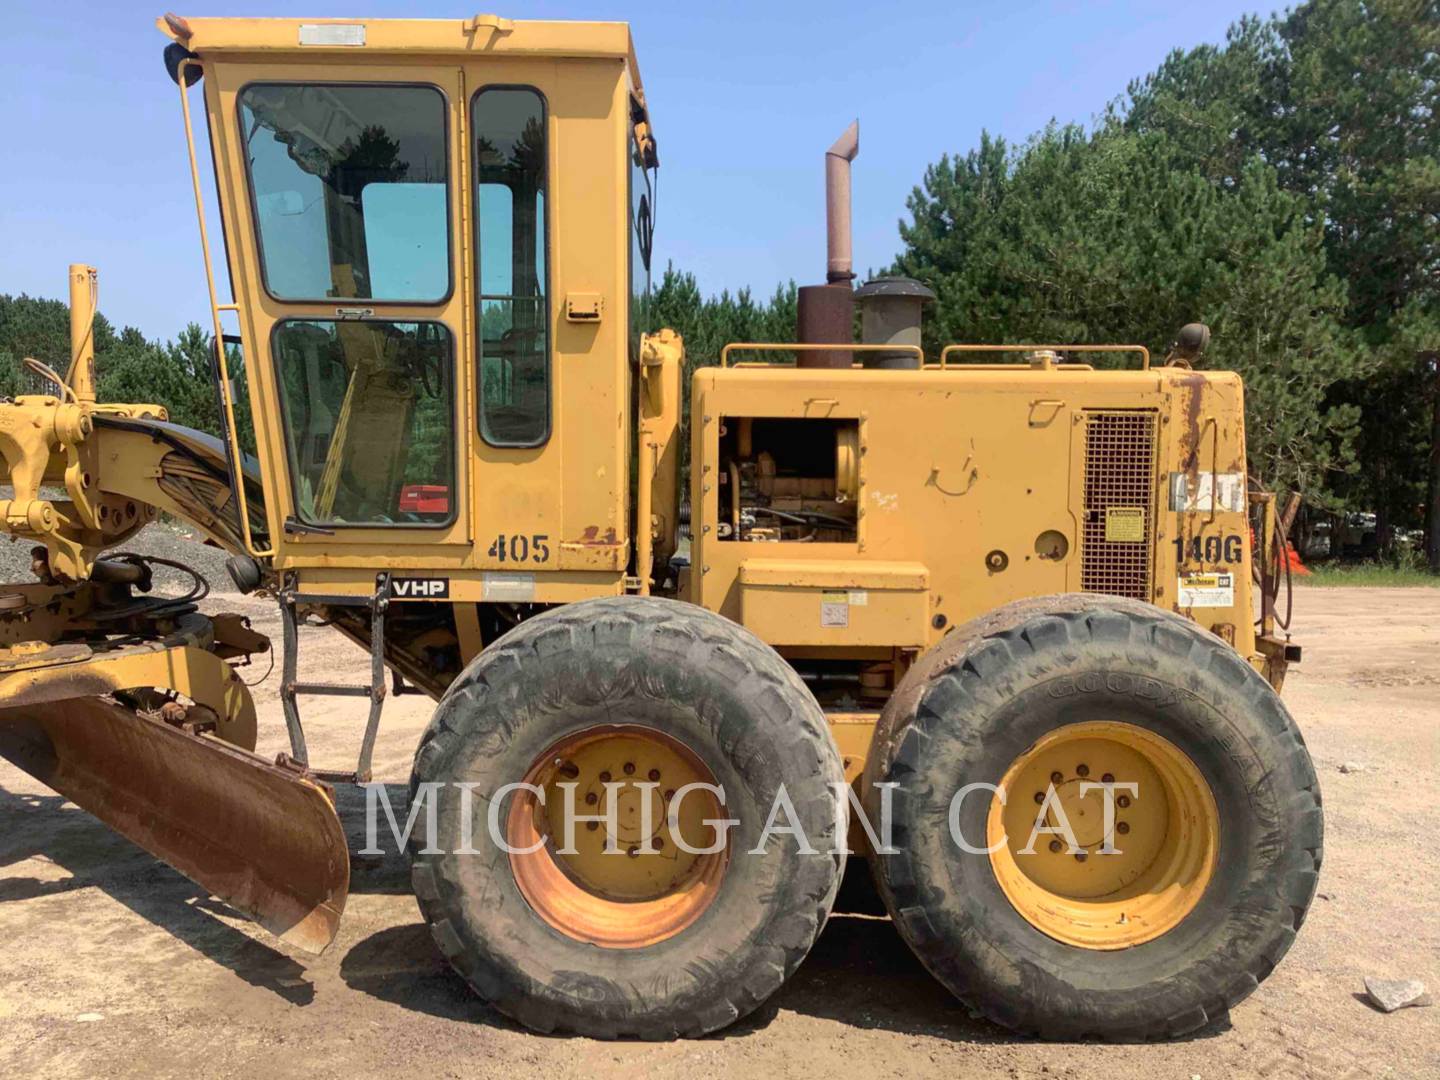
0;697;350;954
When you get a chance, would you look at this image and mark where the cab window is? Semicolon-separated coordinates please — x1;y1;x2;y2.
239;84;450;302
473;87;548;447
272;319;455;526
630;133;655;360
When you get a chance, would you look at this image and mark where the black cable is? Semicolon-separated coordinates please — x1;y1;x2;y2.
89;553;209;621
239;646;276;688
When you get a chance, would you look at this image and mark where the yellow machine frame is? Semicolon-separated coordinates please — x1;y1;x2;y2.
155;14;1288;693
0;8;1296;967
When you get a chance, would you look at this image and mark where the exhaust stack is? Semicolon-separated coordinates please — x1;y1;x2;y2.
796;121;859;369
825;120;859;285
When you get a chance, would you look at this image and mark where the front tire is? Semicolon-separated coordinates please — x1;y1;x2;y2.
864;594;1322;1040
409;597;846;1038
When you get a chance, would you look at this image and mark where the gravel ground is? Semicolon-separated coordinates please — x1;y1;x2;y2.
0;563;1437;1076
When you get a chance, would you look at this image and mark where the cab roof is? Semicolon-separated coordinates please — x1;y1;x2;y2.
157;13;652;125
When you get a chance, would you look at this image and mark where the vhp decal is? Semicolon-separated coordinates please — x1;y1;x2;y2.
391;578;450;599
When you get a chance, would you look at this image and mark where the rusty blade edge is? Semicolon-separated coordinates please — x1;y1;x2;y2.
0;698;350;954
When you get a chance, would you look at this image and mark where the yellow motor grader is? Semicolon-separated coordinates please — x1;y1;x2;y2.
0;13;1319;1041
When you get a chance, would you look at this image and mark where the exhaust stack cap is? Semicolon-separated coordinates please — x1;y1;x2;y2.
855;276;934;369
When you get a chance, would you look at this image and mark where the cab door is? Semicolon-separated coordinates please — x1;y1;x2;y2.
207;62;473;570
461;58;632;583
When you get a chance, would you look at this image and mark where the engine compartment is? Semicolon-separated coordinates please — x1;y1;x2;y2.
717;417;860;544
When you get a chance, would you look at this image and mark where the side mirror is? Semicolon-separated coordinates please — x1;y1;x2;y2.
164;42;202;87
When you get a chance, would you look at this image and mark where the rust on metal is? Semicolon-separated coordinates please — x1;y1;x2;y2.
1176;370;1207;480
796;284;854;369
574;525;619;547
0;697;349;953
506;724;729;949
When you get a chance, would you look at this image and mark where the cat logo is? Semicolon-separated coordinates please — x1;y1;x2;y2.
390;578;450;599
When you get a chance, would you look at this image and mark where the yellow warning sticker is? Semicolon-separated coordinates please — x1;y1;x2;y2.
1104;507;1146;543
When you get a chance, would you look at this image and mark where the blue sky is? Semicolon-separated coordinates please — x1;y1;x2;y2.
0;1;1268;342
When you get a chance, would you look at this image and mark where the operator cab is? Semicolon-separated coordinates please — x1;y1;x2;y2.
166;15;658;594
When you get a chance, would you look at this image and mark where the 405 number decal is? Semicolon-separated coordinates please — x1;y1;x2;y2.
487;533;551;564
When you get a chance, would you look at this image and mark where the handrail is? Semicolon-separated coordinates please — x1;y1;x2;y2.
938;343;1150;370
715;342;1148;371
719;342;925;368
920;362;1096;371
177;58;273;558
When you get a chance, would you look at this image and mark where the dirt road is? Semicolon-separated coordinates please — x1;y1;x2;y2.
2;587;1437;1078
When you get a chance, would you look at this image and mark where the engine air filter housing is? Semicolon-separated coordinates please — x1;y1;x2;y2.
855;277;935;369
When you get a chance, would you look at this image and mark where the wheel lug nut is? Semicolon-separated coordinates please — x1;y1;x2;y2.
1048;840;1062;853
648;768;661;782
1076;763;1090;777
623;762;636;775
1050;771;1064;784
1117;821;1130;834
1101;772;1115;784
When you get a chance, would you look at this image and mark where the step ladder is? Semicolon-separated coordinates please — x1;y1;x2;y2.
277;572;393;784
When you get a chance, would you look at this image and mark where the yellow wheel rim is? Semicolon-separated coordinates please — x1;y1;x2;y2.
507;725;728;949
986;721;1218;949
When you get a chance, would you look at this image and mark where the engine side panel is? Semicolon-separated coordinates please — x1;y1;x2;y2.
689;365;1256;663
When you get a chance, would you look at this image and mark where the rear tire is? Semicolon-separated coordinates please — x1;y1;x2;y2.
409;597;845;1038
863;594;1322;1040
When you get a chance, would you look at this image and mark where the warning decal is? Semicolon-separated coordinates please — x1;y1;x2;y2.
1177;572;1235;608
820;591;850;628
1104;507;1146;543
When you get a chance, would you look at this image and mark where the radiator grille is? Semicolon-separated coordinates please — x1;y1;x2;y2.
1081;410;1158;600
